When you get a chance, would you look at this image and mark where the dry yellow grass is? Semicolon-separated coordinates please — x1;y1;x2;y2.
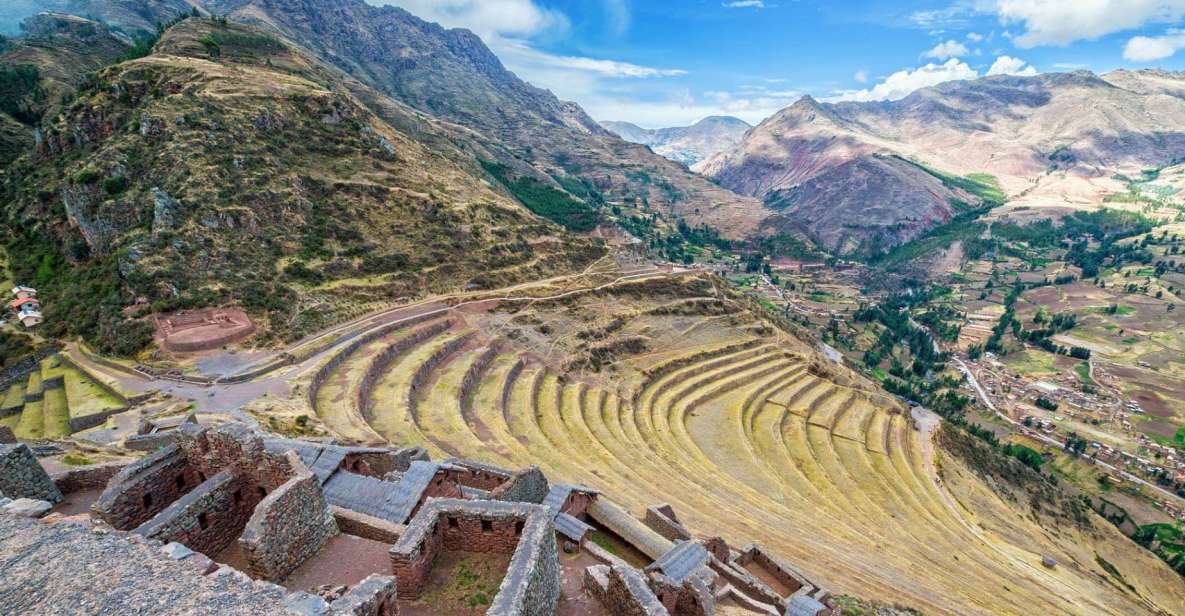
303;303;1185;615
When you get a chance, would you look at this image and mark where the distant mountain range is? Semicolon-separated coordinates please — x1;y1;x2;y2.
700;70;1185;255
601;115;750;168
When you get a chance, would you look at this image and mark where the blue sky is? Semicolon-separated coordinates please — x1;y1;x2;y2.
380;1;1185;127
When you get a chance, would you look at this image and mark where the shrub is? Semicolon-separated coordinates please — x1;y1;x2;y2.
102;176;129;195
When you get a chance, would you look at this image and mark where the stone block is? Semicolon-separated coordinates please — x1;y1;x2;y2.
3;497;53;518
329;575;398;616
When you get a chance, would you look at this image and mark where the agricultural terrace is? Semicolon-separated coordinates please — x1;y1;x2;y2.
300;273;1184;616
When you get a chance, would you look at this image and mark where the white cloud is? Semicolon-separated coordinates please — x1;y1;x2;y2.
854;69;868;83
372;0;567;40
827;58;978;102
924;39;970;59
966;31;985;42
603;0;631;36
986;55;1038;75
1125;29;1185;60
722;1;771;8
910;3;976;30
993;0;1185;47
373;0;685;130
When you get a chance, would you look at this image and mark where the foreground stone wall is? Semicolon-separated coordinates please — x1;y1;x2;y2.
490;466;549;504
134;470;260;557
0;444;63;504
389;499;559;614
51;461;128;495
736;544;807;597
586;564;670;616
644;504;692;542
328;574;399;616
240;453;338;582
92;444;201;530
332;506;404;543
179;423;291;491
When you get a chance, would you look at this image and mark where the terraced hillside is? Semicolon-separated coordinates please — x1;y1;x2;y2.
301;275;1185;616
0;354;128;439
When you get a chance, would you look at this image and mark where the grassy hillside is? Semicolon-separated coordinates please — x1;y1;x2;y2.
0;17;603;353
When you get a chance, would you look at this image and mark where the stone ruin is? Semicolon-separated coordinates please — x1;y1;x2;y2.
152;307;256;352
0;421;842;615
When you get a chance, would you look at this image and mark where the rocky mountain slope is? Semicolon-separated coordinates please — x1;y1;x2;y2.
0;15;602;353
0;13;131;163
602;115;750;167
197;0;764;238
703;71;1185;255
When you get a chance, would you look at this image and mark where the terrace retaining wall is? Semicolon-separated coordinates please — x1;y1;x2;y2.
356;320;453;421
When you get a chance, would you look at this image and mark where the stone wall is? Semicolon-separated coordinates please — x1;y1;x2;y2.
447;460;512;491
92;444;202;530
328;574;399;616
586;564;670;616
332;506;404;543
306;313;442;413
239;452;338;582
0;347;57;392
0;424;14;444
0;443;63;504
490;466;550;504
356;321;453;422
178;423;291;491
389;498;561;614
735;544;806;597
644;504;692;542
488;510;561;616
51;461;128;494
134;470;260;557
340;449;401;478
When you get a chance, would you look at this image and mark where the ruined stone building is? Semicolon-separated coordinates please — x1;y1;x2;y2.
0;421;838;616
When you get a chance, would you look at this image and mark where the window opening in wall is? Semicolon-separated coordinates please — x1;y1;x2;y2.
198;472;207;482
142;493;153;509
198;512;209;530
174;475;185;490
257;486;267;499
448;516;459;529
481;519;493;533
514;520;524;535
233;488;243;504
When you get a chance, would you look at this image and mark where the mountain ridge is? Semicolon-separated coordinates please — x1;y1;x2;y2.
702;68;1185;255
601;114;751;167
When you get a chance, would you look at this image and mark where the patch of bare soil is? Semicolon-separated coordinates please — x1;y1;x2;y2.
282;533;392;592
51;487;103;517
1133;391;1172;418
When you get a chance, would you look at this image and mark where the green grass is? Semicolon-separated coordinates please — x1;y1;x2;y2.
480;160;599;231
1075;362;1093;386
41;387;69;438
893;156;1006;203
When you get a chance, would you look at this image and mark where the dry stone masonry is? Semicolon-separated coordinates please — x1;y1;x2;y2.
0;443;63;504
1;418;842;615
